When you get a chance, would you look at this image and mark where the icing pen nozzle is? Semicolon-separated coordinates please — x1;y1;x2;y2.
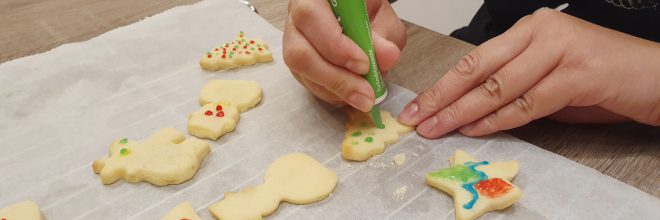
371;105;385;129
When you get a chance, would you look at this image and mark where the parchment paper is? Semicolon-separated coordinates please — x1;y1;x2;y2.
0;0;658;219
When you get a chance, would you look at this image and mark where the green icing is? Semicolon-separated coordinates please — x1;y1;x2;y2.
365;137;373;143
351;131;362;137
428;165;481;182
120;148;129;156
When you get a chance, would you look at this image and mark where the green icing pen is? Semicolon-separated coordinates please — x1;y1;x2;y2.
328;0;387;129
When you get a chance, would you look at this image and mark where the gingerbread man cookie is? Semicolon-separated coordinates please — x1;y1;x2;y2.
92;127;210;186
199;31;273;71
425;150;523;220
209;153;338;220
161;202;202;220
188;102;240;140
0;201;44;220
342;108;413;161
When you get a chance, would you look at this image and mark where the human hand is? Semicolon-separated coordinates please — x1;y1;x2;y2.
283;0;406;112
397;8;660;138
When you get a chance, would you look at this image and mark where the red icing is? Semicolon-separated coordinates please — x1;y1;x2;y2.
475;178;512;198
250;40;255;44
216;111;225;117
216;105;223;111
204;110;213;116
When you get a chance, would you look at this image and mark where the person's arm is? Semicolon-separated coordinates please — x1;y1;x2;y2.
283;0;406;112
397;8;660;138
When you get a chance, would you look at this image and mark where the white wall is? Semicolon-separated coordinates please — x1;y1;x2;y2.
391;0;482;35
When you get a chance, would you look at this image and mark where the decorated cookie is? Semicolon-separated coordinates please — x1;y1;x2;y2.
342;108;413;161
0;201;44;220
209;153;338;220
161;202;202;220
199;80;262;112
425;150;522;220
188;102;240;140
92;127;210;186
199;31;273;71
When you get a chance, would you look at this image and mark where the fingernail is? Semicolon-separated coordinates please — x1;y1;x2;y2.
347;93;373;112
417;116;439;136
398;102;419;125
345;59;370;75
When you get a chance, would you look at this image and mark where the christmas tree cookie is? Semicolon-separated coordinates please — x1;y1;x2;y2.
425;150;523;220
342;108;413;161
0;201;44;220
92;127;210;186
199;31;273;71
209;153;338;220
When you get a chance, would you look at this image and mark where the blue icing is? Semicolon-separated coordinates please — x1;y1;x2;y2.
461;161;489;209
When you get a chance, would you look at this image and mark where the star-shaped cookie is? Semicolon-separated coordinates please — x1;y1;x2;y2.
425;150;522;220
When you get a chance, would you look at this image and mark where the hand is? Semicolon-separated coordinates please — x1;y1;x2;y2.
397;8;660;138
283;0;406;112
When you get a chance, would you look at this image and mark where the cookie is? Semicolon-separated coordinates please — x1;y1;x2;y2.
342;108;413;161
0;201;44;220
92;127;210;186
161;202;202;220
425;150;523;220
209;153;338;220
188;102;240;140
199;31;273;71
199;80;262;112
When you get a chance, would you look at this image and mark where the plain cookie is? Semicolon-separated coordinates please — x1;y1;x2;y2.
161;202;202;220
0;201;44;220
209;153;338;220
92;127;210;186
199;31;273;71
342;108;413;161
425;150;523;220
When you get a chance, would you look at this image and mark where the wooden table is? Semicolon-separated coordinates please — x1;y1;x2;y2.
1;0;658;197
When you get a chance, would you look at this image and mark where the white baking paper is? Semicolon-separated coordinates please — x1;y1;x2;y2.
0;0;658;219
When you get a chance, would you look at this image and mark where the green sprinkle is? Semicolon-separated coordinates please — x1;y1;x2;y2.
251;47;255;51
119;138;128;144
351;141;359;145
242;39;246;42
256;44;261;47
365;137;373;143
120;148;129;156
351;131;362;137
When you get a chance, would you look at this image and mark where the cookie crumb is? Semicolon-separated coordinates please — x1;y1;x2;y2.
392;153;407;167
393;185;408;200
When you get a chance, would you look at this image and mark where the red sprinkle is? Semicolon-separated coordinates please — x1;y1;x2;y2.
216;105;223;111
221;54;226;59
258;48;263;51
204;110;213;116
250;40;255;44
214;48;219;51
243;45;248;49
216;111;225;117
207;54;212;58
475;178;512;198
223;50;226;54
246;51;251;55
232;48;236;51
